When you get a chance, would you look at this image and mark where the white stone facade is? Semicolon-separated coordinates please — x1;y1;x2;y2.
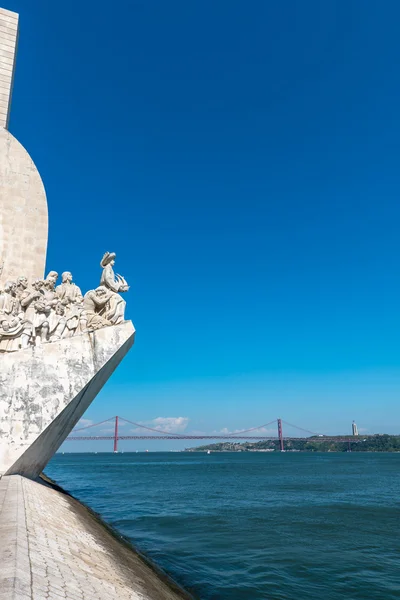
0;7;18;129
0;128;48;287
0;321;135;477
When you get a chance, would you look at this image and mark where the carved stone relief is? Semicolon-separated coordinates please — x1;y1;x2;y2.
0;252;129;352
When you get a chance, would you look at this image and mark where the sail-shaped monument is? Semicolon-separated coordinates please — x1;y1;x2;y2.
0;8;135;478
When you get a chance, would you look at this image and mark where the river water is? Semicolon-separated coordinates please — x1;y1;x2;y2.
45;452;400;600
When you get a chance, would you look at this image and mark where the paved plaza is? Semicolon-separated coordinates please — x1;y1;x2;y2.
0;476;187;600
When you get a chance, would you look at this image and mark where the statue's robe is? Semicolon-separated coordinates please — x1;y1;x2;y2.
56;282;83;336
82;291;111;330
0;291;25;352
100;264;126;325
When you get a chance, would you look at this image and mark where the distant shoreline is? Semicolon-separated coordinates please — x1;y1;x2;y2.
185;434;400;453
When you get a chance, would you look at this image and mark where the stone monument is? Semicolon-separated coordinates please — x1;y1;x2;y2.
0;8;135;477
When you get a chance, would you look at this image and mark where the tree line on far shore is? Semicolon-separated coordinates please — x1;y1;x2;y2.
187;435;400;453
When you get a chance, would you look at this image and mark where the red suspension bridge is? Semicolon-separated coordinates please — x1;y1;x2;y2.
66;416;368;452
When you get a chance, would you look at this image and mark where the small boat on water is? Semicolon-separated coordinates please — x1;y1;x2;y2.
207;450;211;455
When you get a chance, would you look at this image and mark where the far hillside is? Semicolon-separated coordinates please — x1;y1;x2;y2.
186;435;400;453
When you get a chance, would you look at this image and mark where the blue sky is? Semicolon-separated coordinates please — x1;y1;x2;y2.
6;0;400;449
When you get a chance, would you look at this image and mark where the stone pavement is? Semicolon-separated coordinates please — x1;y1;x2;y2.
0;475;190;600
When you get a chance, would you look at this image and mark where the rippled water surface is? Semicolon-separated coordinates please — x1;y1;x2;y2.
45;452;400;599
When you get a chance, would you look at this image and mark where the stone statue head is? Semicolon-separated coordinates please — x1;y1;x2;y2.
100;252;116;268
61;271;72;283
4;281;16;295
32;279;44;291
34;299;47;313
55;303;65;316
45;271;58;288
17;276;28;289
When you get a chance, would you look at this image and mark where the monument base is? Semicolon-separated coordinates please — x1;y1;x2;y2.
0;321;135;477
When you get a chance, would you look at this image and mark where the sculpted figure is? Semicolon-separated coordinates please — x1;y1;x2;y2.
15;276;31;302
24;279;45;322
82;286;113;331
15;276;41;316
15;275;42;345
48;302;67;341
25;279;51;345
0;281;31;351
31;270;60;343
56;271;83;337
99;252;129;325
43;271;59;306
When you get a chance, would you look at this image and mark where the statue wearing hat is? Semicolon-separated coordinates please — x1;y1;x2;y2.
99;252;129;325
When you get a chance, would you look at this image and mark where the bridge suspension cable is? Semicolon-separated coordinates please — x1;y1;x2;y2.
72;416;116;433
116;417;279;438
220;419;278;436
118;417;192;437
281;420;323;437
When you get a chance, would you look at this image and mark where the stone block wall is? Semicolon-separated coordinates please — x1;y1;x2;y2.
0;128;48;286
0;7;18;129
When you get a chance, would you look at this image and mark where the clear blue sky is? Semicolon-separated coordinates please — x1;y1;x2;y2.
6;0;400;449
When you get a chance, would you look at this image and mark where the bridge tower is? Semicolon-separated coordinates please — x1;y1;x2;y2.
277;418;284;451
113;416;119;453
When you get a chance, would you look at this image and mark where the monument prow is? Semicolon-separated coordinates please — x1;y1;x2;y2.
0;7;135;477
0;321;135;476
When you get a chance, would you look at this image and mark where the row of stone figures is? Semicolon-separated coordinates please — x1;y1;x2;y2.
0;252;129;353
